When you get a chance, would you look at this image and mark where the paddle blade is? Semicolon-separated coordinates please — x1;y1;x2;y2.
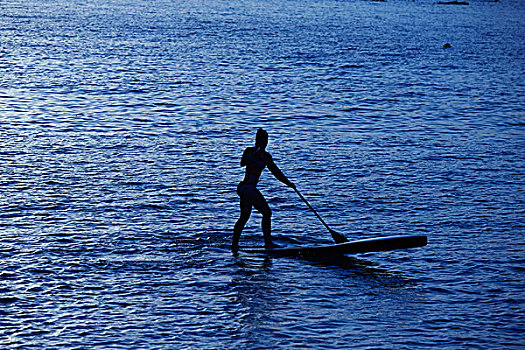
330;229;349;244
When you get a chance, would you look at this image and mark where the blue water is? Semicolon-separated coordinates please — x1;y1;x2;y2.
1;0;524;348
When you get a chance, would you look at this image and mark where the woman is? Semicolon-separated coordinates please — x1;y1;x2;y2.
232;128;295;253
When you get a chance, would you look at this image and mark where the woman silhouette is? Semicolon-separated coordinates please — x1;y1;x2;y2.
232;128;295;253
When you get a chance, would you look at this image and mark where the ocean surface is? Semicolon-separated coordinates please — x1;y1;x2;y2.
1;0;524;348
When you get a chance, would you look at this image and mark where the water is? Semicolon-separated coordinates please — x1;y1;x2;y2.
1;0;524;348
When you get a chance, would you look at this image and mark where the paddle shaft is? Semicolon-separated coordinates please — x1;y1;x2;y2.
294;188;348;243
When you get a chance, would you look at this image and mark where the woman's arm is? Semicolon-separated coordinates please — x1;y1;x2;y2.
264;152;295;188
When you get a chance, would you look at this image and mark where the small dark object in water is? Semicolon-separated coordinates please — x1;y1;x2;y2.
443;43;452;48
438;1;469;4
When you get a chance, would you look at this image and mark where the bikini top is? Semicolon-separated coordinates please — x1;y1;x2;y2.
241;147;267;184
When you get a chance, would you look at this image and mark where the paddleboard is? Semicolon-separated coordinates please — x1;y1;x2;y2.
243;235;427;257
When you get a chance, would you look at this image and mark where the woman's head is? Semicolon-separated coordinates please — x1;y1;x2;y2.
255;128;268;150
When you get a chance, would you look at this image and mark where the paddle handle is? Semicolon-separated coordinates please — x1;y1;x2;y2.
294;188;331;231
294;188;348;243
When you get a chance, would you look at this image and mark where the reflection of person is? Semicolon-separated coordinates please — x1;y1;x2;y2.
232;128;295;253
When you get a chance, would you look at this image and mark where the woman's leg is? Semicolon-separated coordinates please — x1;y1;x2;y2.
232;196;252;252
251;190;274;248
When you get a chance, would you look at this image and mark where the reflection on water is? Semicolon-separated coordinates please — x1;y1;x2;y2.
229;253;427;349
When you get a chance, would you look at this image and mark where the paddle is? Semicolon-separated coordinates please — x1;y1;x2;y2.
294;187;349;244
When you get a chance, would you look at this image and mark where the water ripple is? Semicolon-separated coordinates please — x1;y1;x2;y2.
1;0;524;349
